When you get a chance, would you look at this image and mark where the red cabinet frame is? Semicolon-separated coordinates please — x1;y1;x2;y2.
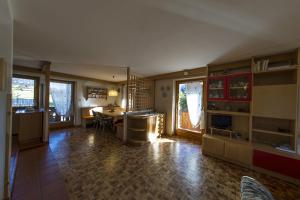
227;73;252;101
253;150;300;179
207;73;252;102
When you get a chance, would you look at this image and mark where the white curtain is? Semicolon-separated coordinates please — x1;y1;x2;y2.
186;81;203;128
50;82;72;117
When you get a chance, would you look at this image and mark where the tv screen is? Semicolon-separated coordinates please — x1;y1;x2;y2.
211;115;232;129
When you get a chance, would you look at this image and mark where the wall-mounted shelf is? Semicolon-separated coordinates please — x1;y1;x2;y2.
253;143;297;156
229;86;248;89
208;127;248;142
207;110;250;116
253;66;297;74
87;87;107;99
209;88;224;90
252;128;293;137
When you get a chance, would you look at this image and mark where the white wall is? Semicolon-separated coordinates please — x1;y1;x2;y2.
0;0;13;198
155;79;175;135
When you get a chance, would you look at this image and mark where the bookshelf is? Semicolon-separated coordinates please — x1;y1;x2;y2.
251;51;299;153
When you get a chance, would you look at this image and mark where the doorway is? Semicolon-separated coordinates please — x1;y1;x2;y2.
175;79;206;140
49;80;75;129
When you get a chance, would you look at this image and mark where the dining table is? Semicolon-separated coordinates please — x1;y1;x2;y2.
100;109;124;118
81;107;125;128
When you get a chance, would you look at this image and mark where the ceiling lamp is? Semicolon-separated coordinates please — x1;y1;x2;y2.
108;89;118;97
108;75;118;97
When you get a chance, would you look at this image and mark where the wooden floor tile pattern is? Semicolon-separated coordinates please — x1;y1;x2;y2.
12;127;300;200
49;128;300;200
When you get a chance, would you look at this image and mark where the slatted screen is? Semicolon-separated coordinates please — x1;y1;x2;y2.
127;75;154;111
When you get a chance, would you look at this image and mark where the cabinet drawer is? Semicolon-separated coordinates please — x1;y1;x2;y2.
225;142;252;166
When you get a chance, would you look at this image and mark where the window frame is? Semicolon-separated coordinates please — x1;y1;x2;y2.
12;74;40;109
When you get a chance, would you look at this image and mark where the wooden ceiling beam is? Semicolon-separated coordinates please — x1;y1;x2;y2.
13;65;117;85
13;65;44;74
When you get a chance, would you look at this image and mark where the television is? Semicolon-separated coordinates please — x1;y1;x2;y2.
211;115;232;129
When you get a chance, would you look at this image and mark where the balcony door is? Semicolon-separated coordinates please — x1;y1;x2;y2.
175;79;206;139
49;80;74;128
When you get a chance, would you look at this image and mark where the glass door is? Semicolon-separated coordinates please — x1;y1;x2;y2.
228;73;252;101
176;79;205;134
49;80;74;127
207;76;227;101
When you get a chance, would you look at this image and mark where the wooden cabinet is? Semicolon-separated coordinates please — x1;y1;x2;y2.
253;149;300;180
202;134;252;167
13;110;43;145
224;141;252;166
205;50;300;182
202;134;224;157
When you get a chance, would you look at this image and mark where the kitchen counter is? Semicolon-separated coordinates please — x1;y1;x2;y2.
13;109;44;146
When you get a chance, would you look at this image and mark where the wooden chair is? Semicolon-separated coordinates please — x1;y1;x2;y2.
98;113;113;132
92;111;101;130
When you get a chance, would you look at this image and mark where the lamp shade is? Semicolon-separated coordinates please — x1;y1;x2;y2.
108;89;118;97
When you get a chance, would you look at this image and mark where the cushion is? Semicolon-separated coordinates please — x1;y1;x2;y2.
240;176;275;200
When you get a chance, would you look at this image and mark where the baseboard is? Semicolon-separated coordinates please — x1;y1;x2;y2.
19;141;47;151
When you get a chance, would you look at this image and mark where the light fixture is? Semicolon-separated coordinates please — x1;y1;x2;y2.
108;75;119;97
108;89;118;97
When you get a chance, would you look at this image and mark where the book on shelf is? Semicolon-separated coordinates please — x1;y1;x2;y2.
254;59;269;72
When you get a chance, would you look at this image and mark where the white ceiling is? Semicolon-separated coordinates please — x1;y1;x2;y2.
12;0;300;81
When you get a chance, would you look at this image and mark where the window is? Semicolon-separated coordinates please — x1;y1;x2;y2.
49;80;74;124
12;76;39;107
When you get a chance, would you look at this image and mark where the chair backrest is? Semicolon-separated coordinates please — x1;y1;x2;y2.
92;111;101;119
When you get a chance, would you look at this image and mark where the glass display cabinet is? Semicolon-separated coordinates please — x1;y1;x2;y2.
207;76;227;101
228;73;252;101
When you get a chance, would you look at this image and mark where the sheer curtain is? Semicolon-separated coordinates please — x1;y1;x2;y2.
186;81;203;128
50;82;72;117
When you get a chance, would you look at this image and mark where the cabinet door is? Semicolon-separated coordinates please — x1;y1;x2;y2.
228;73;252;101
207;76;227;101
202;135;225;157
224;141;252;166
